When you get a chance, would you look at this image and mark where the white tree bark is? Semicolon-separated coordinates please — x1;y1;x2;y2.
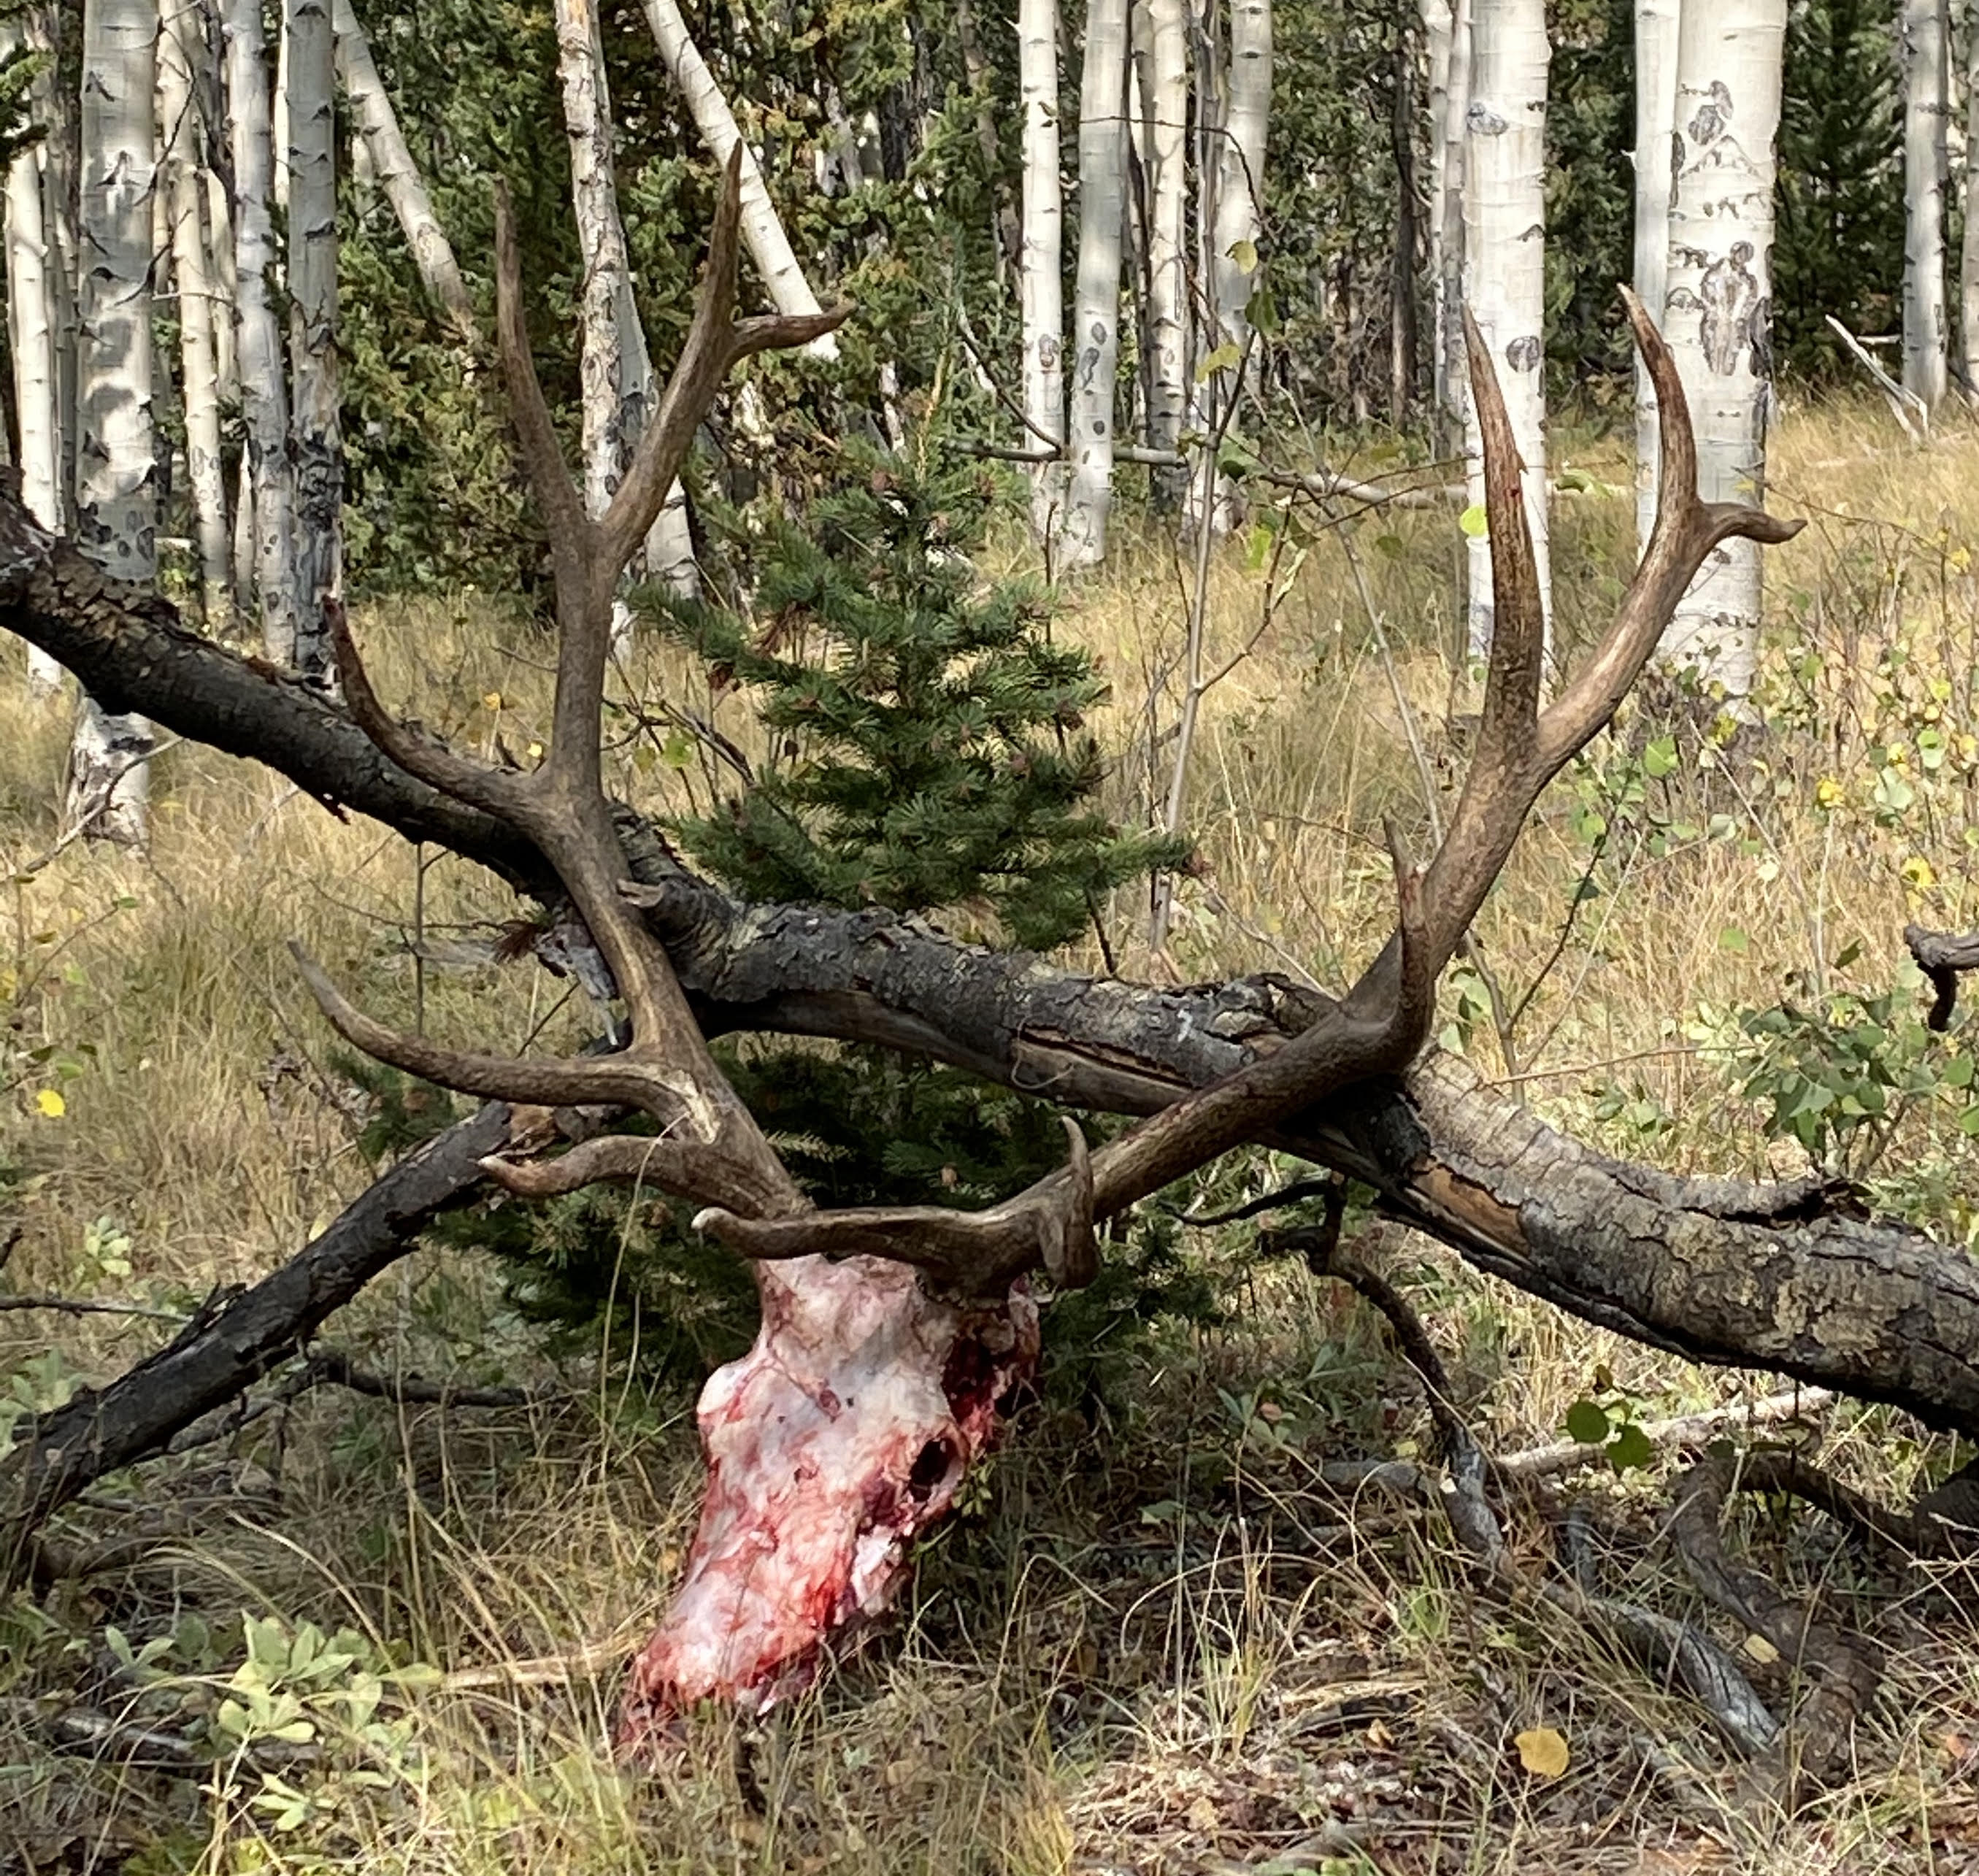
332;0;472;335
1964;0;1979;388
1210;0;1272;362
1061;0;1130;569
1460;0;1550;658
1661;0;1785;694
39;1;79;527
161;0;229;629
4;9;64;694
226;0;301;665
66;0;157;846
1142;0;1188;499
1423;0;1453;428
286;0;339;678
1434;0;1472;450
1902;0;1950;412
556;0;698;638
1632;0;1680;559
1019;0;1067;543
638;0;837;360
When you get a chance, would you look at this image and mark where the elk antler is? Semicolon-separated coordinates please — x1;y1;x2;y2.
694;292;1803;1284
292;150;847;1227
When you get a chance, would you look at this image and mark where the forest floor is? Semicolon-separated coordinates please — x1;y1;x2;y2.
4;391;1979;1872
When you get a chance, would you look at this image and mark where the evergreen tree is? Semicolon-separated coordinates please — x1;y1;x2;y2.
1774;0;1904;376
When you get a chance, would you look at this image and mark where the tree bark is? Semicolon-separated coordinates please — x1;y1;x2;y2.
1963;0;1979;391
4;6;64;695
161;0;230;632
225;0;303;668
1061;0;1130;570
1632;0;1679;561
1210;0;1272;366
1141;0;1188;503
1901;0;1950;413
64;0;157;847
1432;0;1472;454
4;516;1977;1439
1661;0;1785;696
331;0;472;337
1019;0;1068;544
637;0;837;361
1389;14;1420;427
1460;0;1550;659
285;0;339;680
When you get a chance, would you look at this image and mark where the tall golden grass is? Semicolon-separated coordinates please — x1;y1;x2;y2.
4;391;1978;1872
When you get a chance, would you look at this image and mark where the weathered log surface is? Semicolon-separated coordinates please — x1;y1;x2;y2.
6;490;1976;1433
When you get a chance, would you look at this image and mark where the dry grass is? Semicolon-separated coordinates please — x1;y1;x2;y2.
5;391;1979;1872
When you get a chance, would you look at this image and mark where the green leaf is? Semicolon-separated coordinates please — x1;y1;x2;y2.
1228;237;1259;275
1459;503;1489;539
1719;926;1749;956
1564;1399;1611;1445
1642;736;1679;779
1195;340;1242;381
1607;1423;1655;1473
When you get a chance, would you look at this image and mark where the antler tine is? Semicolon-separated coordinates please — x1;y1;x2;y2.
326;600;530;820
1534;288;1804;769
596;149;853;580
493;182;595;623
1459;307;1545;755
291;941;704;1113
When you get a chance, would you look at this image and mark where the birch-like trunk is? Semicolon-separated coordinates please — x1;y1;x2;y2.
40;2;79;525
1632;0;1679;558
1423;0;1453;433
286;0;339;678
1460;0;1550;658
226;0;301;664
332;0;472;335
639;0;837;360
1964;0;1979;388
1434;0;1471;451
1902;0;1950;412
1061;0;1129;570
66;0;156;846
161;0;229;629
1142;0;1188;501
5;9;64;694
556;0;697;634
1019;0;1067;543
1661;0;1785;693
1210;0;1271;363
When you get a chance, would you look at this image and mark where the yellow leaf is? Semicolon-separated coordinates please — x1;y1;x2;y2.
1514;1726;1569;1777
1902;856;1937;891
34;1088;65;1118
481;691;504;711
1815;777;1844;810
1742;1632;1780;1664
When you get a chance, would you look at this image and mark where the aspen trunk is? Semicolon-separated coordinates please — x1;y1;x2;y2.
1210;0;1271;364
5;7;64;695
1061;0;1129;570
1964;0;1979;390
1902;0;1950;412
286;0;339;679
1632;0;1679;559
65;0;156;846
1423;0;1453;435
39;1;78;526
226;0;301;666
556;0;625;528
638;0;837;360
1142;0;1188;503
1460;0;1550;658
1390;14;1419;424
1019;0;1067;544
1434;0;1471;452
161;0;229;630
332;0;472;336
617;277;701;598
1661;0;1785;694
